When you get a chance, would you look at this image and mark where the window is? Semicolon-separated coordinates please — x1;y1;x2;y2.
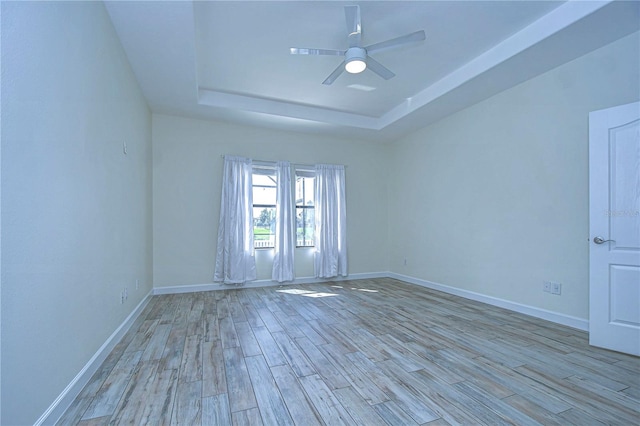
252;167;276;248
296;171;315;247
252;165;315;249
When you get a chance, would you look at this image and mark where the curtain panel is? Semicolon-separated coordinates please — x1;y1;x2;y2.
314;164;348;278
272;161;296;282
213;156;257;284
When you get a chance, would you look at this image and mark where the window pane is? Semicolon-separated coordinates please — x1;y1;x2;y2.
253;185;276;205
253;172;276;248
295;175;315;247
254;206;275;248
253;175;276;205
296;207;315;247
253;174;276;186
296;176;314;207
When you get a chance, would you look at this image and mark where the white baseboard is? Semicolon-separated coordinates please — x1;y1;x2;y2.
35;291;153;426
153;271;588;331
388;272;589;331
153;271;388;295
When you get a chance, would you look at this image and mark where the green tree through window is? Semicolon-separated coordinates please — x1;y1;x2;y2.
296;173;315;247
252;166;315;248
252;171;277;248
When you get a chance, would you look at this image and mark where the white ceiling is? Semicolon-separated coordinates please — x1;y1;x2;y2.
104;1;639;142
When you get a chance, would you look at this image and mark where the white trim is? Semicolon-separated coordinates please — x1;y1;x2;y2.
380;0;613;128
0;1;3;416
152;272;388;295
152;271;588;331
388;272;589;331
34;291;153;426
196;1;614;131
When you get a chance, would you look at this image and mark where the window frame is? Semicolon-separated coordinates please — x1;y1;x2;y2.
295;168;315;248
252;165;277;249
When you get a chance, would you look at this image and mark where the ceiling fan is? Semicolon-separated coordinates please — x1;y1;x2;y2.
290;5;426;85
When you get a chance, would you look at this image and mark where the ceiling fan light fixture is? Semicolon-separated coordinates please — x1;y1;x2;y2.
345;59;366;74
345;47;367;74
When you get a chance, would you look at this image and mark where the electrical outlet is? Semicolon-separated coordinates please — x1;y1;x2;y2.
403;258;407;266
136;279;139;290
120;290;125;304
544;281;562;295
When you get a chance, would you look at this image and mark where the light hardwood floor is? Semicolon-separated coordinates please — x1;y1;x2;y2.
58;278;640;425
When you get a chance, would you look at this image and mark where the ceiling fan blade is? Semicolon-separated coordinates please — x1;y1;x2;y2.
290;47;344;56
365;30;426;55
322;61;346;85
366;57;395;80
345;5;362;48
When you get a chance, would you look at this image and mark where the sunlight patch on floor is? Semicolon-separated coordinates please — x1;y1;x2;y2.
303;292;338;298
277;289;338;298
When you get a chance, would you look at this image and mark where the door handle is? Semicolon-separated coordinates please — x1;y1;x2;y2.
593;236;615;244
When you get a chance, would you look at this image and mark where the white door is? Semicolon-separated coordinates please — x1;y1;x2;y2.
589;101;640;356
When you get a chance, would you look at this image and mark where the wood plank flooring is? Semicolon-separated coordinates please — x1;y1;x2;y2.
57;278;640;425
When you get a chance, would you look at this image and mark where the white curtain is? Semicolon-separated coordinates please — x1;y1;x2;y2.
214;156;257;284
272;161;295;282
314;164;347;278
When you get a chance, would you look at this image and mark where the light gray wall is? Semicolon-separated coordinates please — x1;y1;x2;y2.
152;114;389;287
388;31;639;321
1;1;637;422
1;2;152;424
